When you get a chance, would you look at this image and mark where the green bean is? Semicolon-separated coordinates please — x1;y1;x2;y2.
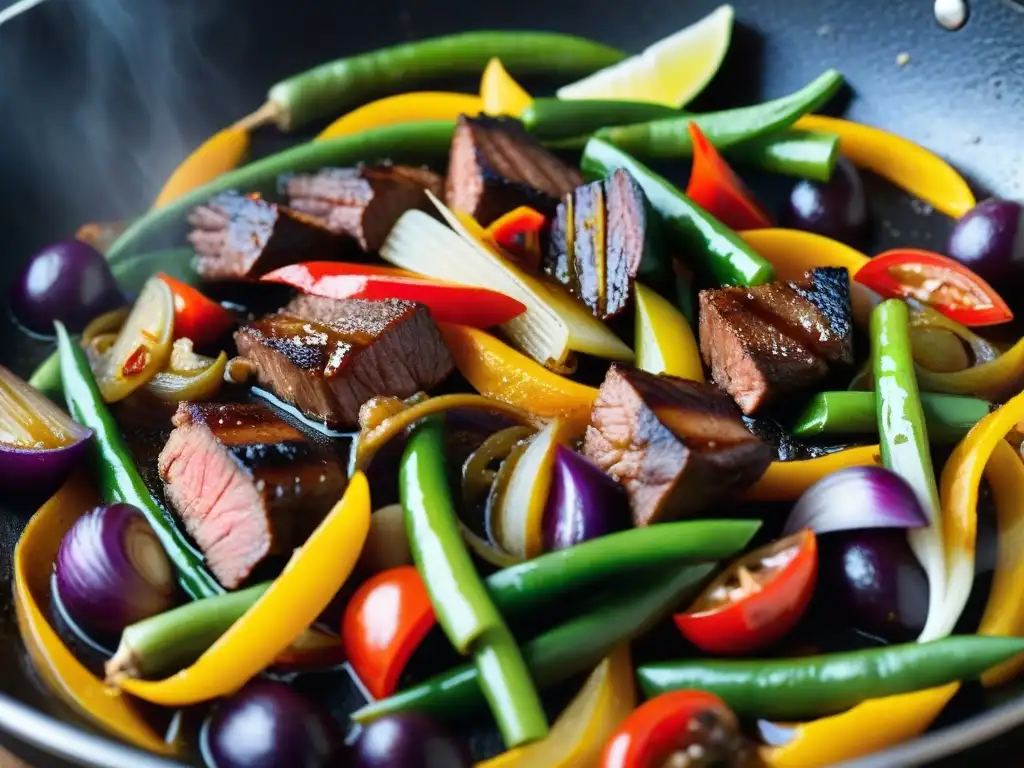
592;69;843;158
523;98;680;139
106;121;455;262
729;129;840;181
266;32;625;130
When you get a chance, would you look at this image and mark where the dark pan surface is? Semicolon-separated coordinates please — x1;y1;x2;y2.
0;0;1023;765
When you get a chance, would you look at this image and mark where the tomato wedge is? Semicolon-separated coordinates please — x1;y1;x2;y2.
685;123;772;232
341;566;436;699
854;249;1013;327
262;262;527;328
674;530;817;655
485;206;547;270
156;273;235;347
601;690;746;768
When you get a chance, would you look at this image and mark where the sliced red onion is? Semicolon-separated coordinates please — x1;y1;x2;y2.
55;503;175;643
542;445;627;551
784;466;929;536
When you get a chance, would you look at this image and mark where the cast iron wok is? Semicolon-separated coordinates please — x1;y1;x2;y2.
1;0;1023;765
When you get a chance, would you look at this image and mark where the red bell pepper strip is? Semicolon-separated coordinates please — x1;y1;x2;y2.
854;249;1013;327
601;690;741;768
685;123;772;232
342;566;436;699
156;273;235;346
261;262;527;328
673;530;817;655
485;206;547;269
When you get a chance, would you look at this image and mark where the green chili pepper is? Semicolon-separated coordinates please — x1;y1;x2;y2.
637;636;1024;719
792;391;991;442
522;98;680;139
729;129;840;182
267;32;625;131
30;248;201;404
107;121;455;262
401;417;547;747
55;322;221;600
591;69;843;158
352;562;714;724
582;138;774;286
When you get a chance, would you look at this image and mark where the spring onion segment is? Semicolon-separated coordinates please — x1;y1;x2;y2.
870;299;946;641
381;194;632;367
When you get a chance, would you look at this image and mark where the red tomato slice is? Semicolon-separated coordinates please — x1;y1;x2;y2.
156;273;234;346
673;529;817;656
601;690;745;768
685;123;772;232
854;249;1014;327
341;566;436;699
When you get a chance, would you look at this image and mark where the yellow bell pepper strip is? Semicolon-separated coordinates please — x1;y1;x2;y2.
739;228;875;326
439;324;597;434
152;125;250;208
477;645;635;768
743;445;881;502
118;473;371;706
794;115;976;219
759;683;959;768
933;390;1024;643
13;474;175;754
634;283;704;382
316;92;483;140
978;439;1024;687
480;58;534;117
917;336;1024;401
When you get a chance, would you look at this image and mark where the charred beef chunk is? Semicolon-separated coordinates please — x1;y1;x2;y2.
542;169;655;319
445;114;581;225
283;165;443;252
234;296;453;429
583;365;772;526
188;191;352;281
158;402;345;588
699;267;854;415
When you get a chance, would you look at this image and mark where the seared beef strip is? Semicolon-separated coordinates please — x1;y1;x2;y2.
445;114;581;225
158;402;345;589
699;267;854;415
188;191;352;281
283;165;443;252
542;169;654;319
234;296;453;429
583;365;772;526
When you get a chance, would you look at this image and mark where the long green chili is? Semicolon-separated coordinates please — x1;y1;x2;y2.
792;391;991;442
729;129;840;182
637;636;1024;719
522;98;680;139
352;562;714;724
266;32;625;130
582;137;774;286
55;322;221;600
107;121;455;262
591;69;843;158
401;417;547;747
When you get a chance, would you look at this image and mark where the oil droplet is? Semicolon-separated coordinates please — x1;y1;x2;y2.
934;0;968;30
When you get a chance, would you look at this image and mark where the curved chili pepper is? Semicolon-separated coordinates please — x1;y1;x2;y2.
637;636;1024;719
759;683;959;768
55;322;221;600
316;92;482;140
13;474;176;754
117;473;371;706
107;121;457;261
794;114;976;218
685;123;771;231
261;31;625;130
743;445;882;502
153;126;249;208
480;58;533;117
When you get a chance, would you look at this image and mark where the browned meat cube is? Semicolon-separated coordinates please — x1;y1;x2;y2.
445;114;582;225
187;191;353;281
234;296;453;429
158;402;345;588
699;267;854;415
583;365;771;526
283;165;443;252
